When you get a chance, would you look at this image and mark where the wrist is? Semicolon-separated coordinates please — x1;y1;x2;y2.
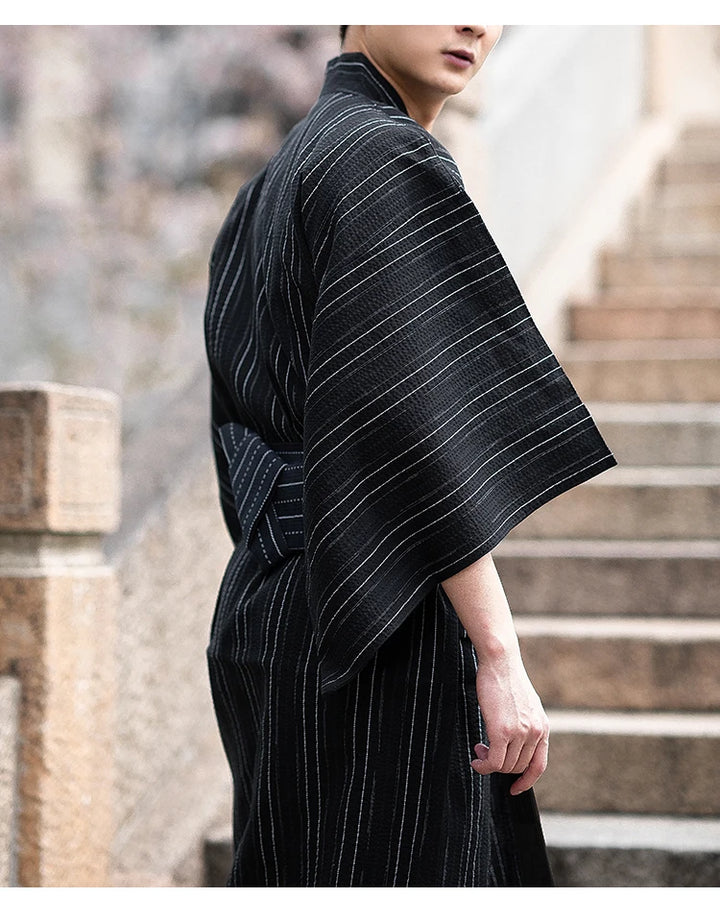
472;629;521;665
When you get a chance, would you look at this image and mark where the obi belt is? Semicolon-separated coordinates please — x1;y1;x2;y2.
218;422;304;571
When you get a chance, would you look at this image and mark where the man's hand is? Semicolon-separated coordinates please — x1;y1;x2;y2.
469;648;549;795
441;551;549;796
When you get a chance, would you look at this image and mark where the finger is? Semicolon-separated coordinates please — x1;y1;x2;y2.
470;742;488;772
474;743;490;760
504;735;540;775
471;738;508;775
499;737;526;774
509;736;548;795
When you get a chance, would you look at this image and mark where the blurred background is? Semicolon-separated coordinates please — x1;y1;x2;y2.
0;24;719;888
0;25;339;434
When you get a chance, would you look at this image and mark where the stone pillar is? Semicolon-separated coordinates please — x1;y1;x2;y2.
0;383;120;886
0;676;20;886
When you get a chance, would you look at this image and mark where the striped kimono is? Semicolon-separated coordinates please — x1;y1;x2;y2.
204;51;616;887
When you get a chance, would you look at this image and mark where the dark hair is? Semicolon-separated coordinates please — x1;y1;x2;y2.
339;25;348;44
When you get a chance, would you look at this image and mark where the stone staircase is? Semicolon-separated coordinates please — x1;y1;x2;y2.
495;121;720;886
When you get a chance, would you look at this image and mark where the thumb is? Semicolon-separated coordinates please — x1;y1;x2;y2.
471;743;491;771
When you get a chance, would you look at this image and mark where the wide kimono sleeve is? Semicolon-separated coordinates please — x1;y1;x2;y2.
299;119;616;693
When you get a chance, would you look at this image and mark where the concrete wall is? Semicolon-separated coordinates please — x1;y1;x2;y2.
107;370;234;885
474;26;645;287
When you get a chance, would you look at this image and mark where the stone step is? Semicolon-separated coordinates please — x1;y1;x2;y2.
657;181;720;206
568;289;720;341
512;466;720;540
678;122;720;147
658;128;720;161
600;250;720;287
639;204;720;238
561;340;720;402
516;615;720;711
535;710;720;815
583;285;720;309
543;813;720;887
589;402;720;467
0;675;20;888
594;403;720;466
630;186;720;238
629;230;720;256
494;539;720;617
670;144;720;166
204;825;233;887
659;157;720;186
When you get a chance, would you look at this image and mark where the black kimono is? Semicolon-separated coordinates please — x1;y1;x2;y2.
204;51;615;887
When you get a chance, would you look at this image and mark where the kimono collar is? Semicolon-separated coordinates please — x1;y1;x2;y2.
320;52;409;116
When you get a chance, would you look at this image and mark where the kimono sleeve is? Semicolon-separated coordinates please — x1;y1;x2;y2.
300;123;616;694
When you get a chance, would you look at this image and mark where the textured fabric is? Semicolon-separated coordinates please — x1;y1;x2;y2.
218;423;304;568
204;51;616;887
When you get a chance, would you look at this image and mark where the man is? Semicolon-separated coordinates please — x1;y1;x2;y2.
204;25;615;886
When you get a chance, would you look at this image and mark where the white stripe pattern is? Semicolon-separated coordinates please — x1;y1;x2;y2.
203;51;614;887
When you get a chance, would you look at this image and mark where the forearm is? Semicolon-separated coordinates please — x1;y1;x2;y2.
440;552;520;663
442;551;549;794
